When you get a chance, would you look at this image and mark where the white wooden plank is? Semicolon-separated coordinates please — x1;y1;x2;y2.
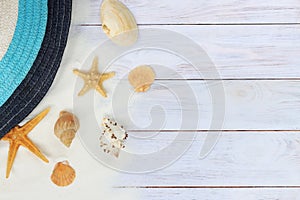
84;80;300;130
116;131;300;186
72;0;300;24
67;25;300;79
131;188;300;200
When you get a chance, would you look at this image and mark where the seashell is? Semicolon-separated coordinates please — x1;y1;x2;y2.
54;111;80;147
100;0;138;46
128;65;155;92
51;161;76;187
99;117;128;158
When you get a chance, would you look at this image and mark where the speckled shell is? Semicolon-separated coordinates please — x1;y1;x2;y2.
128;65;155;92
100;0;138;46
54;111;79;147
99;117;128;158
51;161;76;187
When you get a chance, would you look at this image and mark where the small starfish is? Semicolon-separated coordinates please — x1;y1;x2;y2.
73;57;115;97
1;108;50;178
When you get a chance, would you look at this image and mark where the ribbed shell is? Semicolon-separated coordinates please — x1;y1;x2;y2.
100;0;138;46
54;111;79;147
51;161;76;187
128;65;155;92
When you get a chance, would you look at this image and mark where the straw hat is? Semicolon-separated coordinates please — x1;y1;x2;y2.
0;0;72;137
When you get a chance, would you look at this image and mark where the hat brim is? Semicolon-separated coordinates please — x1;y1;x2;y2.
0;0;48;105
0;0;72;138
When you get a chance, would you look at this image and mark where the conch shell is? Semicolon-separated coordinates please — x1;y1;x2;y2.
128;65;155;92
100;0;138;46
54;111;80;147
51;161;76;187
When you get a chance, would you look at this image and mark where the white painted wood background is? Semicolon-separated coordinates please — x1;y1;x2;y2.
70;0;300;199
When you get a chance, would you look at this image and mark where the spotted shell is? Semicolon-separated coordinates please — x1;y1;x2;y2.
99;117;128;158
128;65;155;92
54;111;80;147
51;161;76;187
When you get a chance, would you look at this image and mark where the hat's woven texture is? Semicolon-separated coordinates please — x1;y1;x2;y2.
0;0;18;60
0;0;72;138
0;0;48;106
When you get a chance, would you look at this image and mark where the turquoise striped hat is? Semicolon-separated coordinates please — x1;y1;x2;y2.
0;0;72;137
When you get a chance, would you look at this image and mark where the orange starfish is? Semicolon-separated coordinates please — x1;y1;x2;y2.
1;108;50;178
73;57;115;97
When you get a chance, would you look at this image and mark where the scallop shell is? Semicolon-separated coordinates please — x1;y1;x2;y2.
128;65;155;92
54;111;80;147
51;161;76;187
100;0;138;46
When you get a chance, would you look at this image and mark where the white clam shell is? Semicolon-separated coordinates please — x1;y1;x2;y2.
100;0;138;46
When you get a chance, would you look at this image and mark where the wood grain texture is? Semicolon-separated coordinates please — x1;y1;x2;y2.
90;80;300;130
116;131;300;186
67;25;300;79
72;0;300;24
67;0;300;195
130;188;300;200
